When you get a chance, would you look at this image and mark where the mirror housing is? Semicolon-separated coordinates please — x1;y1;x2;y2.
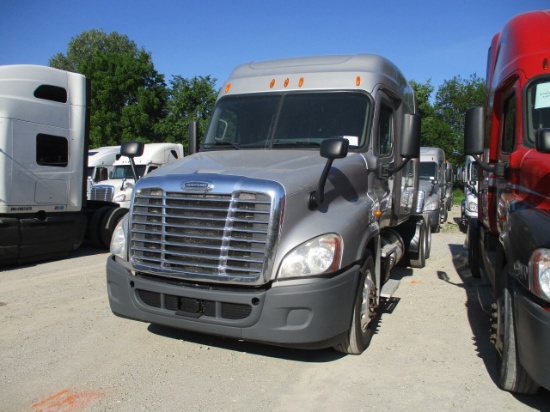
120;141;144;182
120;141;144;158
464;107;484;155
536;129;550;153
401;113;421;159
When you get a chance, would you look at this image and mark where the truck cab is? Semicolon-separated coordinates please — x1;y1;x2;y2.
107;54;427;354
459;155;478;229
464;10;550;394
417;147;446;232
86;146;120;198
89;142;184;209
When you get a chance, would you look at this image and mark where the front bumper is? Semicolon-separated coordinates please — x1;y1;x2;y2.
106;256;359;349
515;293;550;390
423;209;440;229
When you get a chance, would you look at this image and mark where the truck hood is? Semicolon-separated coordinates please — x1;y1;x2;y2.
154;149;362;195
418;179;435;195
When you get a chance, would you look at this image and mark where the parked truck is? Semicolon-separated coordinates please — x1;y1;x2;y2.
0;65;130;265
107;54;430;354
87;145;120;198
459;155;478;230
89;142;184;209
464;10;550;393
417;147;447;232
444;161;454;217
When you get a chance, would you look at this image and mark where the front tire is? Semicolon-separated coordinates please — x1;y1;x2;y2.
494;281;539;394
334;252;376;355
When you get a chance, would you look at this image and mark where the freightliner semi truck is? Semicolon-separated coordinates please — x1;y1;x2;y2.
87;145;120;198
464;10;550;393
107;54;430;354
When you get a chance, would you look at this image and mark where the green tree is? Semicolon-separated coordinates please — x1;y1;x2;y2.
411;75;485;168
433;74;485;166
155;75;218;150
49;29;167;147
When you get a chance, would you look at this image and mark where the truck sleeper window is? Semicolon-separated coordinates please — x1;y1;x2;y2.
203;92;370;149
526;78;550;146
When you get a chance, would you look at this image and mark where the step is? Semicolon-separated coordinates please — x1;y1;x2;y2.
380;279;400;299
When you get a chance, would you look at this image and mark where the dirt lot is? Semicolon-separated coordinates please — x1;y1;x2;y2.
1;205;549;411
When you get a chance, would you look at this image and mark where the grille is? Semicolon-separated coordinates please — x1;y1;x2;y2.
130;188;273;283
90;185;114;201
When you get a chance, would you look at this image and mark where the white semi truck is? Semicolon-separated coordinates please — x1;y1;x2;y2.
107;54;430;354
89;142;184;209
87;145;120;198
0;64;144;265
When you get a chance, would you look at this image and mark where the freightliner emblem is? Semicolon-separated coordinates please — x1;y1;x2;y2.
182;181;213;192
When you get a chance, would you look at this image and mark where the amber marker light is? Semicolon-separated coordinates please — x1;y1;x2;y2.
224;83;232;93
298;77;304;87
374;210;383;218
270;79;276;88
356;76;361;86
284;78;290;88
544;58;549;71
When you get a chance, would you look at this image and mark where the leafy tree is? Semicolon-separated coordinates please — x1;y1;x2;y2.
433;74;485;166
411;75;485;168
49;29;167;147
155;75;218;150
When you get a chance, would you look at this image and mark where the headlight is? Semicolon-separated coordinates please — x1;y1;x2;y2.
113;193;127;202
467;201;478;212
110;217;128;260
415;191;425;213
423;200;439;211
529;249;550;302
278;234;342;279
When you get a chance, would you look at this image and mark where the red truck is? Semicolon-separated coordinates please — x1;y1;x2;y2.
464;10;550;394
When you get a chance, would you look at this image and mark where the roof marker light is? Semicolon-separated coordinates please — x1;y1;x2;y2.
298;77;304;87
225;83;232;93
284;78;290;88
356;76;361;86
544;58;548;71
270;79;276;88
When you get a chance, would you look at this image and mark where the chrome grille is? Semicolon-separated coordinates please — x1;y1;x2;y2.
130;188;274;283
90;185;114;201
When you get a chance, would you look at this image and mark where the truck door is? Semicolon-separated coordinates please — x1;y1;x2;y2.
372;93;396;226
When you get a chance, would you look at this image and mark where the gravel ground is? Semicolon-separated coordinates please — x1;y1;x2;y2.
1;205;549;411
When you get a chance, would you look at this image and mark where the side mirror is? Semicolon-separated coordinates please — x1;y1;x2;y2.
120;141;144;182
464;107;484;155
401;113;421;159
309;138;349;210
121;141;144;158
536;129;550;153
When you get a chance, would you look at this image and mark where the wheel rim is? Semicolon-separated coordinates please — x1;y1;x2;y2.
360;273;376;331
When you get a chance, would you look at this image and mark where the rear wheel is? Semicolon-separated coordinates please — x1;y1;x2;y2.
494;280;539;394
334;252;376;355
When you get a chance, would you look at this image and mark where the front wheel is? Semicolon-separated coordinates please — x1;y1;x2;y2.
334;252;376;355
494;281;539;394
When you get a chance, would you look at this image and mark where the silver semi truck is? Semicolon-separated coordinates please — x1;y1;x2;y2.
107;54;429;354
417;147;447;232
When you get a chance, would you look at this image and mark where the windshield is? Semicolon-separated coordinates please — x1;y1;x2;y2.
111;165;146;179
419;162;437;180
203;91;370;150
526;77;550;146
